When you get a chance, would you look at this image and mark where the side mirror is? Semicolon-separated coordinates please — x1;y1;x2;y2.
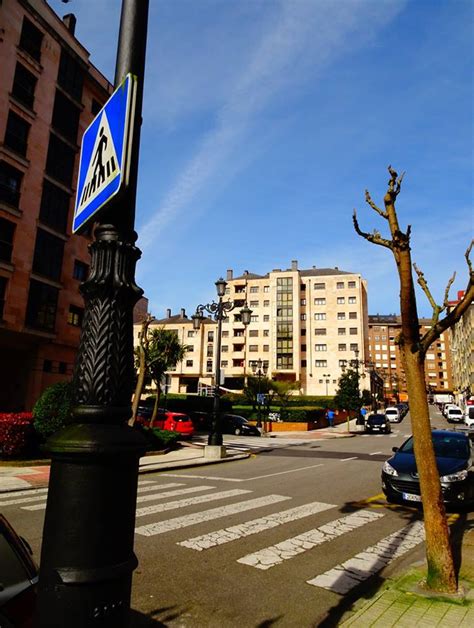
392;446;399;452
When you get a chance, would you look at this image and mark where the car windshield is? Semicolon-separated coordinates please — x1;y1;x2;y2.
399;434;469;459
369;415;385;422
449;410;462;415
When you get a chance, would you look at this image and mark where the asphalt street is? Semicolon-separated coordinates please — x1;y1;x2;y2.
2;406;469;627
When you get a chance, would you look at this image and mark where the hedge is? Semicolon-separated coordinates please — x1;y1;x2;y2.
0;413;36;458
144;394;232;415
33;381;74;441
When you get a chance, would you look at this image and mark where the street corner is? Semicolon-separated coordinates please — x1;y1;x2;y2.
0;465;50;492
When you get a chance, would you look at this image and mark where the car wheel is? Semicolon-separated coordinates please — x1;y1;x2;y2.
235;427;242;435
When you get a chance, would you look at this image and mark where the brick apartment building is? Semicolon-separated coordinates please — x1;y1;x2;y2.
367;314;453;402
0;0;112;410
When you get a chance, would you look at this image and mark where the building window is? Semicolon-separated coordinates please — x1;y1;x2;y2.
263;315;270;322
4;111;30;156
300;313;306;321
249;329;258;337
0;277;7;319
72;260;88;281
46;135;76;187
187;330;195;338
249;286;259;293
222;330;229;337
68;304;84;327
221;360;228;368
314;298;326;305
19;17;43;61
234;314;242;323
301;328;306;336
221;345;228;353
184;359;193;367
234;343;244;352
261;300;269;307
39;180;71;233
348;296;357;304
12;63;37;109
300;298;306;306
350;327;358;335
52;90;80;143
58;49;84;102
348;281;356;288
32;229;65;281
207;345;213;357
26;279;58;331
339;359;347;368
234;329;244;337
263;345;269;352
338;328;346;335
250;315;259;322
314;283;325;290
337;282;344;289
314;313;326;320
350;343;359;352
207;330;214;342
315;344;327;351
249;345;258;352
91;99;102;115
250;300;259;307
301;344;307;352
337;297;345;304
187;345;194;352
337;312;346;320
0;162;23;207
0;218;15;263
301;359;307;367
263;329;269;337
315;360;327;367
338;344;347;351
206;360;213;373
314;328;326;335
277;355;293;369
264;286;269;292
349;312;357;319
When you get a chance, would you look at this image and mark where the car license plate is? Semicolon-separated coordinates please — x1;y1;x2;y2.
402;492;421;502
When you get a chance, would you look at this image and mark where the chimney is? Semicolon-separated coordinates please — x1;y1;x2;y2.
166;308;171;318
291;260;298;271
62;14;77;36
180;308;186;318
226;269;233;280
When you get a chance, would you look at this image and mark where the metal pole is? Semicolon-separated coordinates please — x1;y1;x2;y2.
209;302;223;446
256;368;262;429
37;2;149;626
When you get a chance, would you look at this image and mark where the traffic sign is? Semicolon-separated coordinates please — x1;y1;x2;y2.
72;73;137;233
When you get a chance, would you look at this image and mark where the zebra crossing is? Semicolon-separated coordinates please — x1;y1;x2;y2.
0;478;426;596
193;434;314;452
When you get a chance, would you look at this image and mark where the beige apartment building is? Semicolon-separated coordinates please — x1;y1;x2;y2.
449;291;473;404
367;314;453;402
134;261;369;397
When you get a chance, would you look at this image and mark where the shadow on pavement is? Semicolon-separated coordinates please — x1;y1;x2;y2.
130;605;183;626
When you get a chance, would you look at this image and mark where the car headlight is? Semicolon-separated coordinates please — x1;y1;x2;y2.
382;461;398;476
439;469;468;482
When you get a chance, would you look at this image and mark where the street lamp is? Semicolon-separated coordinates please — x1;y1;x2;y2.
323;373;331;397
250;358;269;430
193;278;252;456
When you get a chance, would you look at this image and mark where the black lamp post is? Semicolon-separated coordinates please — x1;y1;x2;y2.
36;2;150;626
193;278;251;454
354;348;364;425
250;358;268;430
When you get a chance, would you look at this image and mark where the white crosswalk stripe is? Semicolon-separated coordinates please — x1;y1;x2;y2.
307;520;425;593
137;485;215;504
135;489;252;518
135;494;291;537
237;510;383;570
177;501;336;551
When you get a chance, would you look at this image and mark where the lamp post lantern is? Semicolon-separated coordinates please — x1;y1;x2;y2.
193;278;251;457
250;358;269;430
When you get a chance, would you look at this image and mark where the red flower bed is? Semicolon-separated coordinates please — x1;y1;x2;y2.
0;413;36;458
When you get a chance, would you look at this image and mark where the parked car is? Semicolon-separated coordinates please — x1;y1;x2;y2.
0;515;38;628
441;403;458;418
446;407;464;423
189;411;212;430
464;406;474;428
385;407;401;423
382;429;474;507
365;413;391;434
221;414;261;436
396;403;408;418
136;407;195;438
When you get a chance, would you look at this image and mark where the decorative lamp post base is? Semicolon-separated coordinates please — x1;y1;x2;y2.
204;445;227;459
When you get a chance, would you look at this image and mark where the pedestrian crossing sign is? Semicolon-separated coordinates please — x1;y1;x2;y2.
72;73;137;233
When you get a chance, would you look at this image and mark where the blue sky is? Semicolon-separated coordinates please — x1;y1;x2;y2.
52;0;472;319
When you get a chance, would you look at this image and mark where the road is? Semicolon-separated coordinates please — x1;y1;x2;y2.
1;406;469;627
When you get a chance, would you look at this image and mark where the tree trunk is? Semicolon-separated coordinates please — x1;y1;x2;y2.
149;386;161;428
129;344;146;426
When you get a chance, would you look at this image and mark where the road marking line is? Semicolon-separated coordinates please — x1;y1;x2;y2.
135;489;252;518
137;486;215;503
161;474;244;482
178;501;336;551
340;457;358;462
369;452;382;455
0;487;48;500
0;488;49;506
138;483;184;493
238;510;383;570
135;494;291;537
246;464;324;481
307;520;425;594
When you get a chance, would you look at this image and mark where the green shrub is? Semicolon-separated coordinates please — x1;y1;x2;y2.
139;426;180;450
33;381;74;441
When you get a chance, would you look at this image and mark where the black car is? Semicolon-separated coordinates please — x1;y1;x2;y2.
365;413;391;434
382;429;474;506
221;414;261;436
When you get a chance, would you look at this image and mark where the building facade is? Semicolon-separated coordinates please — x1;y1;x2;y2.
367;314;454;402
134;261;369;397
449;292;473;405
0;0;112;410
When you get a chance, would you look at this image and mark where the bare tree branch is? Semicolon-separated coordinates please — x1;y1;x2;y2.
365;189;388;218
442;272;456;309
387;165;405;197
414;262;441;325
353;210;393;249
466;240;473;275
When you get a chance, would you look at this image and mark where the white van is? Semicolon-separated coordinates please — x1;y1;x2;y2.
464;406;474;428
385;407;401;423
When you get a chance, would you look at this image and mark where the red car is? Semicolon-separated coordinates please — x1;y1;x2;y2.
137;407;195;438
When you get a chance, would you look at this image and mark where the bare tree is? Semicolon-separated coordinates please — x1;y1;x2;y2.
129;314;155;426
353;165;473;593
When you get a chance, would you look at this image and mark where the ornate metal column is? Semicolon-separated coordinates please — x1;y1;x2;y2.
36;2;150;626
